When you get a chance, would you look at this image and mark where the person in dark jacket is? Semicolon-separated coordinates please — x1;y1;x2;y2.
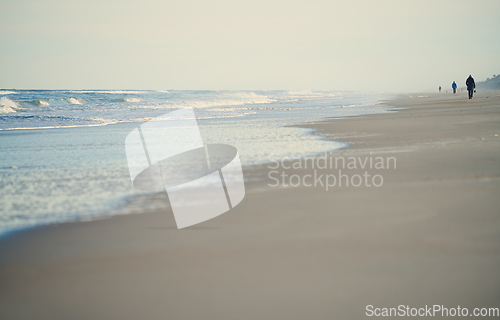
452;81;457;94
466;75;475;99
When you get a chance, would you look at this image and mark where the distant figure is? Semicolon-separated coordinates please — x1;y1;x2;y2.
466;75;475;99
439;86;441;92
452;81;457;94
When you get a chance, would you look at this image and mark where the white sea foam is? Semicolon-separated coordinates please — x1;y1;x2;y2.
0;90;17;95
0;97;21;113
69;90;148;94
172;92;274;109
0;116;119;131
286;90;339;98
287;90;320;96
65;97;84;104
121;97;141;102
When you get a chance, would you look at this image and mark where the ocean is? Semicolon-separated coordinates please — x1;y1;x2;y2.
0;89;390;235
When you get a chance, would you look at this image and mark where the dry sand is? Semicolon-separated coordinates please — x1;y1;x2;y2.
1;91;499;319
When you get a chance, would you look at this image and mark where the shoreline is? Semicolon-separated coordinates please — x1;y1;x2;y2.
1;91;499;319
0;93;387;236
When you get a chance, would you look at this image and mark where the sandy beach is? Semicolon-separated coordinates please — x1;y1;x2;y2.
1;91;499;319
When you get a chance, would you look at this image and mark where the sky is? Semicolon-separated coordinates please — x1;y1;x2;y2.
1;0;499;92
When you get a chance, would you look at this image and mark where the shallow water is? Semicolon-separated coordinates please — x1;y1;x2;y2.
0;89;391;234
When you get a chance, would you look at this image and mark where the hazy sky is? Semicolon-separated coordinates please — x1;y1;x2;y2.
1;0;499;92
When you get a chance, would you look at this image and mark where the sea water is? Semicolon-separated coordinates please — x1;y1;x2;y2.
0;90;390;235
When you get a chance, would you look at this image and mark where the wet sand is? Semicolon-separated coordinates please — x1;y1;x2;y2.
1;91;499;319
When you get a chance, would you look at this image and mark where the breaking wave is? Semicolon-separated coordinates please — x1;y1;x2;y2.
0;97;22;113
121;97;141;103
0;89;353;130
32;99;50;107
64;97;84;104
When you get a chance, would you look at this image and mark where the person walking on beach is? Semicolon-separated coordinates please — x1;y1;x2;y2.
452;81;457;94
439;86;441;92
466;75;475;99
